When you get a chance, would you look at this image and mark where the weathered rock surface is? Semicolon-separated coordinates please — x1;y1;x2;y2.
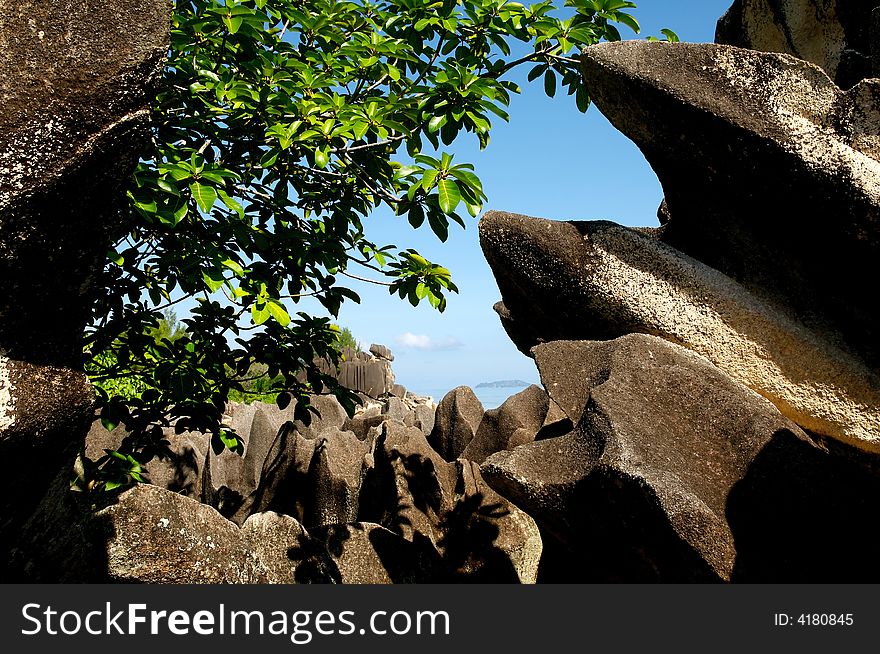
482;334;880;582
462;385;557;464
579;40;880;372
369;343;394;361
716;0;877;88
404;402;436;437
313;348;395;398
98;485;269;583
428;386;485;461
295;522;442;584
240;511;308;583
0;0;170;551
479;211;880;452
233;423;370;529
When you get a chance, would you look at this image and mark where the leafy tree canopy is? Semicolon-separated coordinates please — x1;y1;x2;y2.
85;0;675;480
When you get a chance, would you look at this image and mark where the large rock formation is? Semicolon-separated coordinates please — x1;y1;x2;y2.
479;211;880;452
716;0;878;88
312;347;396;398
482;335;880;582
52;386;542;583
0;0;170;551
580;40;880;373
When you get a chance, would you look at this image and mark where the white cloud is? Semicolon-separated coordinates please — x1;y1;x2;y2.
394;332;463;351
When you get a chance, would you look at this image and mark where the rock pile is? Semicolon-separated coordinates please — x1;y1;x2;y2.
10;347;550;583
477;3;880;582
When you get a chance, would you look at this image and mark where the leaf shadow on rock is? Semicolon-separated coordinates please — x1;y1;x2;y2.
162;442;202;496
357;430;413;537
436;490;519;583
222;421;311;526
367;529;445;583
287;527;348;584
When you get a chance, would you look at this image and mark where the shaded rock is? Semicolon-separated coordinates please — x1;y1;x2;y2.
201;397;349;517
428;386;484;461
0;0;170;550
462;385;554;464
479;211;880;453
234;423;370;530
726;429;880;582
229;422;318;525
5;462;109;581
445;460;542;584
580;40;880;371
361;422;455;544
304;430;370;528
302;394;349;434
240;511;308;584
362;421;541;583
292;522;442;584
482;334;824;582
535;399;574;441
0;0;169;362
141;430;211;498
203;404;282;517
97;485;269;583
716;0;876;88
369;343;395;361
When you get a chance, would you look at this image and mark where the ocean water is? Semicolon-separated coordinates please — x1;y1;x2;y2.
409;385;534;410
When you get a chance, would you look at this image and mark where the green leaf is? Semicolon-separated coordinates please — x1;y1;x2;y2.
448;168;483;195
190;182;217;213
217;189;244;217
222;258;245;276
218;429;244;455
436;179;460;214
428;114;447;134
615;13;640;34
202;270;226;293
224;15;244;34
576;85;591;113
420;169;439;191
251;302;271;325
544;70;557;98
527;65;546;82
661;28;680;43
267;300;291;327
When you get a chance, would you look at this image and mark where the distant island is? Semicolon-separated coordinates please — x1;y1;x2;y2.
475;380;530;389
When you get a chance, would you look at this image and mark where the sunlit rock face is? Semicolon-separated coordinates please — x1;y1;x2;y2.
580;41;880;375
479;211;880;451
716;0;878;89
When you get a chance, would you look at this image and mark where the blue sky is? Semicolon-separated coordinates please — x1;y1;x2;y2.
330;0;733;395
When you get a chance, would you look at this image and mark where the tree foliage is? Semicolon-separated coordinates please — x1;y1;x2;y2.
85;0;673;473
